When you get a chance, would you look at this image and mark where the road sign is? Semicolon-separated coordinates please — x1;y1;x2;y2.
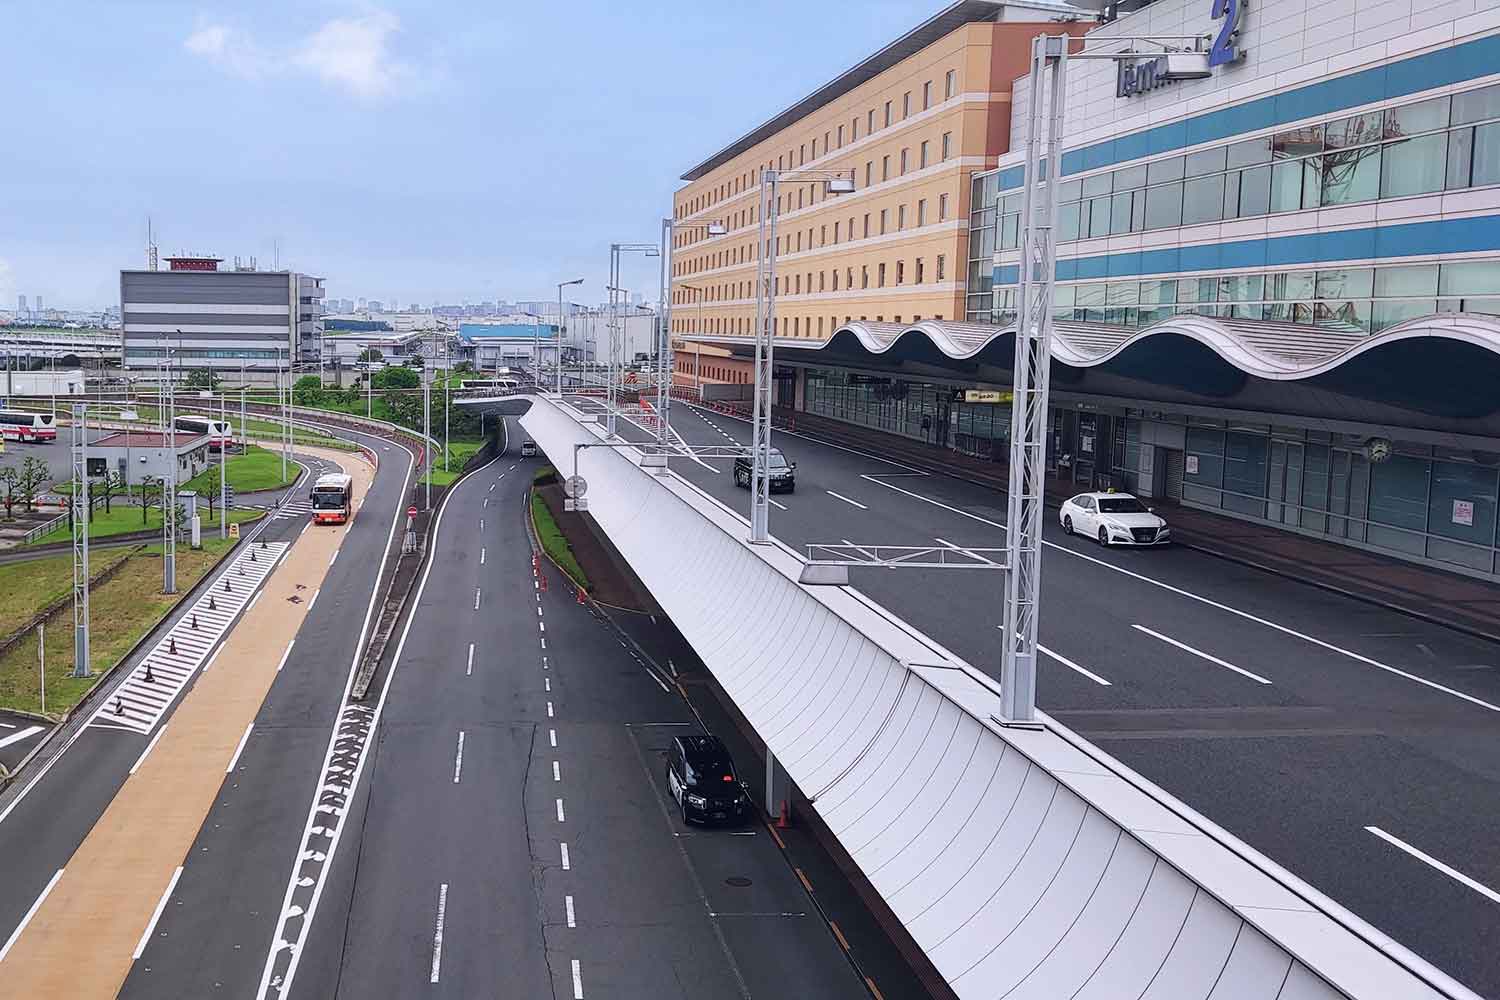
564;498;575;512
575;498;588;511
228;522;240;539
407;505;418;519
563;475;588;499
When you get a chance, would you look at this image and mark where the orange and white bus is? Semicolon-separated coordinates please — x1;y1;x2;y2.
0;410;57;442
310;473;354;524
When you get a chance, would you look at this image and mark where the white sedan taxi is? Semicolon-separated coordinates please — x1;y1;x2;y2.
1059;491;1170;547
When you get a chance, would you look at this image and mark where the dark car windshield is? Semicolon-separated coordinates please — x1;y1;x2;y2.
685;761;736;787
1097;497;1148;514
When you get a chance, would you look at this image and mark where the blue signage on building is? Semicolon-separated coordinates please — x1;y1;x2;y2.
1209;0;1243;67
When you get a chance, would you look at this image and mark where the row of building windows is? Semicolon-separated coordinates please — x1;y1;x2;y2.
970;259;1500;331
674;193;953;281
982;82;1500;247
675;255;951;309
671;309;946;339
127;348;282;360
676;69;960;220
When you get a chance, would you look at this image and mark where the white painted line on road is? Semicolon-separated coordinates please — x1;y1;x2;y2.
0;725;44;751
0;868;63;962
429;883;448;983
133;866;183;960
129;724;168;776
466;643;475;676
537;606;543;616
643;667;672;694
474;588;482;611
453;731;466;783
560;843;571;870
540;621;546;633
826;490;868;510
545;677;551;692
571;959;584;998
1132;625;1273;685
479;518;484;531
227;723;254;773
0;721;13;728
328;550;338;567
489;483;495;492
484;497;489;508
248;591;264;612
556;798;566;822
480;547;486;565
565;894;576;928
541;638;547;650
553;760;561;782
276;639;296;674
549;728;557;748
1038;645;1112;686
547;701;554;718
769;498;788;510
861;474;1001;528
307;588;319;611
1367;826;1500;904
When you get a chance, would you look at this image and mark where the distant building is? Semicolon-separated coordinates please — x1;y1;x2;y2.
16;294;26;316
34;295;42;314
120;257;325;371
368;300;384;313
89;431;210;486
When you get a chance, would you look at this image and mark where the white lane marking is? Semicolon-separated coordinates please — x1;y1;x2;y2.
0;725;44;751
549;729;557;748
453;731;466;783
1038;644;1112;686
865;473;1497;711
547;701;554;718
769;498;788;510
483;498;489;508
643;667;671;694
466;643;475;676
248;591;264;612
565;894;576;928
479;518;484;531
307;588;319;611
825;489;868;510
480;548;486;565
227;723;254;773
429;883;448;984
571;959;584;998
0;721;12;728
129;724;168;776
556;798;566;822
545;677;551;692
540;621;546;633
133;866;184;960
553;760;561;782
489;483;495;492
1366;826;1500;904
276;639;296;673
560;843;570;870
328;550;338;567
541;638;547;650
0;869;63;962
1132;625;1273;685
474;588;482;611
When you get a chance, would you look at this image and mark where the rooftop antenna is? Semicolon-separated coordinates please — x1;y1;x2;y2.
273;239;280;270
147;217;159;271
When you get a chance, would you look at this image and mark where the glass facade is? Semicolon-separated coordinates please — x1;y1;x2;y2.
803;368;1013;460
1183;421;1500;574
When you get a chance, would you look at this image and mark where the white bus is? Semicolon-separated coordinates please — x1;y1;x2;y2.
310;472;354;525
173;415;234;451
459;378;520;393
0;411;58;442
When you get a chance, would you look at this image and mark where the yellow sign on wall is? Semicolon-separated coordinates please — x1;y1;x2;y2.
963;390;1013;404
228;522;240;539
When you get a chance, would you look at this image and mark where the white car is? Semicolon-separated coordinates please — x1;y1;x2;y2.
1059;491;1170;547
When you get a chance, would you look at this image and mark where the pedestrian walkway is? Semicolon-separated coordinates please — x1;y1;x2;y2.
269;499;313;521
711;404;1500;642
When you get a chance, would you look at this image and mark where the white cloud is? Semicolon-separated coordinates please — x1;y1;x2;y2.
183;10;418;99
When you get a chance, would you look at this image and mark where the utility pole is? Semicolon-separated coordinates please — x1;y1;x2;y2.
163;342;177;594
37;622;45;715
423;373;432;511
71;403;91;676
219;388;228;539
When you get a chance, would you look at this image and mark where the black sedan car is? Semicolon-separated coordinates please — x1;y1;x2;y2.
665;734;750;824
732;447;796;493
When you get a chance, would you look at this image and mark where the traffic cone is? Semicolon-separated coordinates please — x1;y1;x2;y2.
250;550;257;562
776;800;791;829
114;697;125;716
223;579;232;593
191;614;199;630
144;662;155;684
209;596;217;611
169;637;177;656
576;586;586;605
540;573;548;592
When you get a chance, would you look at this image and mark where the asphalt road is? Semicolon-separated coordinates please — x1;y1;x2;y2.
0;431;408;994
0;711;47;772
579;398;1500;998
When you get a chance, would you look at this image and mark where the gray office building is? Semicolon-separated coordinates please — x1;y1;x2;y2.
120;259;324;371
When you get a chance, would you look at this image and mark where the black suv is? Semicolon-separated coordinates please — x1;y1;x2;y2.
732;447;796;493
665;734;749;824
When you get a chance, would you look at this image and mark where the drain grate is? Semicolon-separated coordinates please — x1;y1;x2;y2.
724;876;752;888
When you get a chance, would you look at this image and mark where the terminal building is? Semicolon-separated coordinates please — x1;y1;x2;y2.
120;256;325;373
672;0;1500;580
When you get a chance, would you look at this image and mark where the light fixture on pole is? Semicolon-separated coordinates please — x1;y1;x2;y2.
606;242;659;437
658;218;726;446
556;278;584;394
749;168;853;543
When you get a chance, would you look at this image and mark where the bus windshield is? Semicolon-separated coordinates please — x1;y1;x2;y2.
311;489;347;509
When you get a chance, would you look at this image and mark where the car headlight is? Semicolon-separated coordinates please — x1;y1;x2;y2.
1157;527;1171;538
686;794;707;808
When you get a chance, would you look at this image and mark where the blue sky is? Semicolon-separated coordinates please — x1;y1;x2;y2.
1;1;923;311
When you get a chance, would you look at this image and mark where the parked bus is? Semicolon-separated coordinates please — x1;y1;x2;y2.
310;473;354;525
173;414;234;451
0;411;58;442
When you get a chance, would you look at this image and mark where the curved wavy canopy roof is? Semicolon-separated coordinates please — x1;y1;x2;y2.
738;312;1500;419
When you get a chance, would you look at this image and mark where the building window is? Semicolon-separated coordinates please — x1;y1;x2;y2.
861;266;870;289
945;69;956;99
900;148;909;174
898;204;906;230
878;263;887;287
884;101;892;127
837;124;845;147
863;213;871;238
923;81;932;110
917;199;927;226
920;141;929;169
868;109;875;133
937;255;946;281
882;155;890;181
879;209;888;234
942;132;953;160
833;270;840;290
847;267;854;288
903;92;911;118
834;221;841;242
916;258;925;283
939;193;949;221
896;261;905;284
865;161;873;186
819;271;826;291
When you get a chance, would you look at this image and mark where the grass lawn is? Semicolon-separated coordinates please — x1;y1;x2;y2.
0;537;238;717
419;437;486;487
182;445;296;494
0;548;135;638
24;505;262;547
531;492;589;590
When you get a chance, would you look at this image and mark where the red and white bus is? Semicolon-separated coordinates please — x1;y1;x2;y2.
310;473;354;524
0;411;58;442
173;415;234;451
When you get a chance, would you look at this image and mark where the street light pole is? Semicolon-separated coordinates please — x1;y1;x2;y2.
556;278;583;395
163;339;178;594
70;403;91;677
219;388;227;539
423;373;432;511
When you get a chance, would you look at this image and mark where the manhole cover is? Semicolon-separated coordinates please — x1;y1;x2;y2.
724;877;752;888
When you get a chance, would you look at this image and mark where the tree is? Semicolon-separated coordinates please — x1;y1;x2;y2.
374;366;420;391
139;476;159;526
18;456;48;512
293;375;325;407
97;470;126;514
199;463;228;520
0;466;19;519
185;367;222;391
357;348;383;363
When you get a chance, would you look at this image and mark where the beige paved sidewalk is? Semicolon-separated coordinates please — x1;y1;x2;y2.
0;446;374;997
